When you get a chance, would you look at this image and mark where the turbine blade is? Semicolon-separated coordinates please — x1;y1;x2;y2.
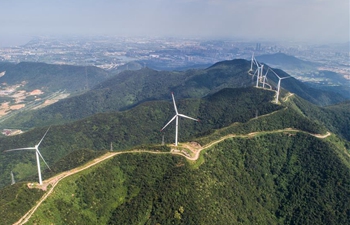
281;76;291;80
160;115;177;131
37;126;51;147
178;114;199;121
171;92;178;114
3;147;35;152
269;68;281;79
37;150;51;171
264;68;269;76
254;58;259;67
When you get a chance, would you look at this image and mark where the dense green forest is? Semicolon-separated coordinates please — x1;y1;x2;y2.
0;86;349;224
285;96;350;141
0;58;349;224
1;86;348;189
19;132;349;225
0;182;44;225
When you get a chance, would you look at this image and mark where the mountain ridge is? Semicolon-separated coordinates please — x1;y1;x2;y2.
4;126;349;224
9;128;332;224
0;59;345;130
0;85;349;224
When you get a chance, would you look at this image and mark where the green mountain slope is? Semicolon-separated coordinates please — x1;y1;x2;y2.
0;62;111;93
2;86;337;189
0;87;349;224
0;59;345;130
20;132;350;225
285;96;350;141
0;88;284;188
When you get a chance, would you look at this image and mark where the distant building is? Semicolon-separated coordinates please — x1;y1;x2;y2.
255;43;261;51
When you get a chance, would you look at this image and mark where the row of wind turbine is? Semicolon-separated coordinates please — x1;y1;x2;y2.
249;53;291;103
250;54;264;88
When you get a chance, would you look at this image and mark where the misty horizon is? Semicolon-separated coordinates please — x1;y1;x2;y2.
1;0;349;47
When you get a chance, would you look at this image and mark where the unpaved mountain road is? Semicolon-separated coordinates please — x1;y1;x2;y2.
14;128;332;225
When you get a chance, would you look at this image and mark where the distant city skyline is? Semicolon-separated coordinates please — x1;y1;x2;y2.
1;0;349;47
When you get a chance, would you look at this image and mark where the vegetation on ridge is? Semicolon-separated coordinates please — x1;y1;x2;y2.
0;87;283;188
22;132;350;225
0;86;348;224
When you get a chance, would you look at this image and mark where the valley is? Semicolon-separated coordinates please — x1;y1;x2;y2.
0;83;69;132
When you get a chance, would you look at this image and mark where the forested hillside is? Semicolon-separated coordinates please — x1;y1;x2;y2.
0;59;345;130
0;86;349;224
0;58;349;225
21;132;350;225
0;88;284;188
1;87;338;189
0;62;111;93
285;96;350;141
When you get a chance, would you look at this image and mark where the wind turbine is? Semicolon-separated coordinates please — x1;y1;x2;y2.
3;127;51;185
270;69;291;103
160;93;199;146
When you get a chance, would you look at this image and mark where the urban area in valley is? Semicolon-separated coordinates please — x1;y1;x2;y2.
0;36;349;81
0;36;349;136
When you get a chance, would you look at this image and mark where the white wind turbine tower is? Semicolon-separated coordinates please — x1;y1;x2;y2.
249;52;255;72
262;67;270;89
11;171;15;185
3;127;51;185
160;93;199;146
253;58;263;87
258;64;264;87
270;69;291;103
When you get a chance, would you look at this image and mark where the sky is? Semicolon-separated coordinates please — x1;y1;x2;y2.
0;0;349;46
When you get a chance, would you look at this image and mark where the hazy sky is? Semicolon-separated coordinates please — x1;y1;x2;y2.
1;0;349;46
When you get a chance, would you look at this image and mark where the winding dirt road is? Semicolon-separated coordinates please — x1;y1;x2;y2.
14;128;332;225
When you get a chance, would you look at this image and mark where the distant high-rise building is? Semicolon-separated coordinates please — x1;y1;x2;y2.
255;43;261;51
